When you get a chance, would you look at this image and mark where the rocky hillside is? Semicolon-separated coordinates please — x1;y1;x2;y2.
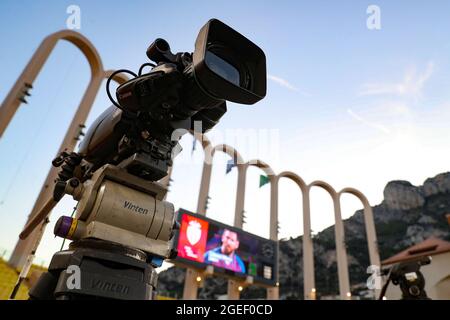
157;172;450;299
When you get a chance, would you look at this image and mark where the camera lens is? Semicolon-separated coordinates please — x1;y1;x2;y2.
205;44;250;90
205;51;240;86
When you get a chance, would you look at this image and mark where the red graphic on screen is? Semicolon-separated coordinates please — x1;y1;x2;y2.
176;214;209;262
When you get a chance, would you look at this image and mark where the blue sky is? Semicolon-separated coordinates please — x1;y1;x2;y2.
1;1;450;266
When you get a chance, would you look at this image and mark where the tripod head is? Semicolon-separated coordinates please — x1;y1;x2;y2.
53;162;178;263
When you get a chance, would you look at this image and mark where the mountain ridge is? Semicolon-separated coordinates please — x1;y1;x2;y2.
157;172;450;299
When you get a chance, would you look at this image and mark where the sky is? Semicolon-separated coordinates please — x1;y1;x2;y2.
1;1;450;268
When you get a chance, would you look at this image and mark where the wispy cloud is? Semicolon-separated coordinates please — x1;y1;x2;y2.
347;108;391;134
359;61;434;99
268;74;310;96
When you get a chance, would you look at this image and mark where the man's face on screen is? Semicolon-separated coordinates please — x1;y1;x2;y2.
221;229;239;255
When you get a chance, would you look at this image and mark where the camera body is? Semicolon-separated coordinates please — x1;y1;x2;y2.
78;19;266;182
67;18;266;260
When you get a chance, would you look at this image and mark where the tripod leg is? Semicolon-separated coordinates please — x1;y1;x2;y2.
10;219;50;300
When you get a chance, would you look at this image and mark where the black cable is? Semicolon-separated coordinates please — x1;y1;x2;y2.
139;63;156;76
106;69;138;110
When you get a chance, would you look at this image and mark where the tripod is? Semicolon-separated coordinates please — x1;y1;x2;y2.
379;256;431;300
19;156;178;300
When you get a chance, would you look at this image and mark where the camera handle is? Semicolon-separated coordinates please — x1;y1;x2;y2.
20;151;84;240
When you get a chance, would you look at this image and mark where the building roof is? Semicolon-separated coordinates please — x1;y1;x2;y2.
381;237;450;266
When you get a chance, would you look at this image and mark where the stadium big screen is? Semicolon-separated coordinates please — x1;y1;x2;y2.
174;209;278;286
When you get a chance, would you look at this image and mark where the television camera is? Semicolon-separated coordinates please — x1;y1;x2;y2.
17;18;266;300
